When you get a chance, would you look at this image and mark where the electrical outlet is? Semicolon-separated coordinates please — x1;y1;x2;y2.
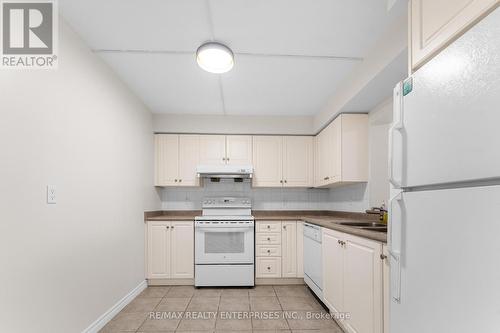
47;185;56;204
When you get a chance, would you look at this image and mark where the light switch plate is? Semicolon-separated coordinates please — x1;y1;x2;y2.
47;185;56;204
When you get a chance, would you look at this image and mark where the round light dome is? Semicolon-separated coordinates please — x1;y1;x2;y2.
196;42;234;73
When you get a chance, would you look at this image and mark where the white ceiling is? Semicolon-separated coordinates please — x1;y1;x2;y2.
60;0;405;116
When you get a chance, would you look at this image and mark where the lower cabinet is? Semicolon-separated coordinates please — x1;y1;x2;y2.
256;220;303;278
382;244;390;333
146;221;194;279
322;228;383;333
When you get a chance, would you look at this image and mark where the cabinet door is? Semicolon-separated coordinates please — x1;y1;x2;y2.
283;136;313;187
199;135;226;165
178;135;200;186
155;134;179;186
281;222;297;278
329;116;342;183
343;234;383;333
313;135;321;187
317;129;328;186
340;114;368;182
382;245;390;333
147;222;171;279
317;120;341;186
322;228;345;314
252;136;283;187
410;0;498;71
296;221;304;278
170;221;194;279
226;135;252;165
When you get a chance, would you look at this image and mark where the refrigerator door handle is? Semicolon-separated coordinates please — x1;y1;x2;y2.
389;81;404;188
389;191;403;303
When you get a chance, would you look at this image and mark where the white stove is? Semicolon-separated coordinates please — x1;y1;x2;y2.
194;197;255;287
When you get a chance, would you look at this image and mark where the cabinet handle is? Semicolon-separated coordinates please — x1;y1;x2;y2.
380;254;387;260
338;240;342;245
284;180;287;183
171;226;175;229
283;225;287;230
280;180;283;184
267;266;271;270
267;249;271;253
324;176;330;181
166;226;170;229
267;237;271;241
174;179;178;182
267;225;271;229
179;179;182;182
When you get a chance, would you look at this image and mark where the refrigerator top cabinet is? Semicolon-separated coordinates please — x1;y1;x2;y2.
390;7;500;189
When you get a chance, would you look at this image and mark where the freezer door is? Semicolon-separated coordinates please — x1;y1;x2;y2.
390;7;500;189
389;186;500;333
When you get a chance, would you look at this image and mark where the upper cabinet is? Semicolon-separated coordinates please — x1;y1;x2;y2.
252;136;283;187
154;120;366;189
253;136;313;188
410;0;499;72
314;114;368;188
226;135;253;165
199;135;226;165
199;135;253;165
155;134;199;187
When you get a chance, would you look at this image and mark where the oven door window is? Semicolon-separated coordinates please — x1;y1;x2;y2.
205;231;245;254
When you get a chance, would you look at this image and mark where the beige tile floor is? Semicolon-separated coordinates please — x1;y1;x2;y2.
100;285;344;333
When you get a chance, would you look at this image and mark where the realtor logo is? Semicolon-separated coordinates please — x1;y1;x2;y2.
1;0;58;68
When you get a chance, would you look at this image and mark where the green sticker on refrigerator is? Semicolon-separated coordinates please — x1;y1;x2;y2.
403;78;413;96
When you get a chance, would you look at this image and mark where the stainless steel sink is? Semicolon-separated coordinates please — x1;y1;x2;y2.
358;226;388;232
337;221;386;227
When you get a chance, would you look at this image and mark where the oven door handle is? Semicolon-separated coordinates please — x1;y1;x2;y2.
196;226;254;232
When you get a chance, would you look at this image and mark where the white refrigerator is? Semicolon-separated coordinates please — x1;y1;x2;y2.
389;7;500;333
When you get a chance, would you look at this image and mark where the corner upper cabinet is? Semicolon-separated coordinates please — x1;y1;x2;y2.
155;134;200;187
314;114;368;188
410;0;499;72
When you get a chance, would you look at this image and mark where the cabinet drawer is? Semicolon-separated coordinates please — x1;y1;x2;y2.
256;257;282;278
256;244;282;257
256;233;281;245
257;221;282;232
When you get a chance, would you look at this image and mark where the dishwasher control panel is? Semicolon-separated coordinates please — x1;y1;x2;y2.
303;223;322;242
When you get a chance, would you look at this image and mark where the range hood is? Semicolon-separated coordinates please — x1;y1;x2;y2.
196;165;253;179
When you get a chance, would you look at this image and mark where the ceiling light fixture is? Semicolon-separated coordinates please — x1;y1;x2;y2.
196;42;234;73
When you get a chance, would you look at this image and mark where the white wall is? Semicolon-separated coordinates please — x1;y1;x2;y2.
162;179;330;210
327;98;393;212
0;20;160;333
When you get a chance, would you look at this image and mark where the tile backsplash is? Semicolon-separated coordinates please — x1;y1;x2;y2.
161;178;369;212
161;178;331;210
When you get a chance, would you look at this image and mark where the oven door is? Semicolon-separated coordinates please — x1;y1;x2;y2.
195;224;254;264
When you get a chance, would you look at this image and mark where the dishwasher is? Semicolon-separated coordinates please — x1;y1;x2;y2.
303;223;323;299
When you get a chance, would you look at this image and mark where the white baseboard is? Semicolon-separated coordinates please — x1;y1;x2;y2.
82;280;147;333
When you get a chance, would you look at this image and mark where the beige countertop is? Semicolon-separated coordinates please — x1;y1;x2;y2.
144;210;386;243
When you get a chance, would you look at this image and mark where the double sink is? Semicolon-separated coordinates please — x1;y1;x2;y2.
336;221;387;233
